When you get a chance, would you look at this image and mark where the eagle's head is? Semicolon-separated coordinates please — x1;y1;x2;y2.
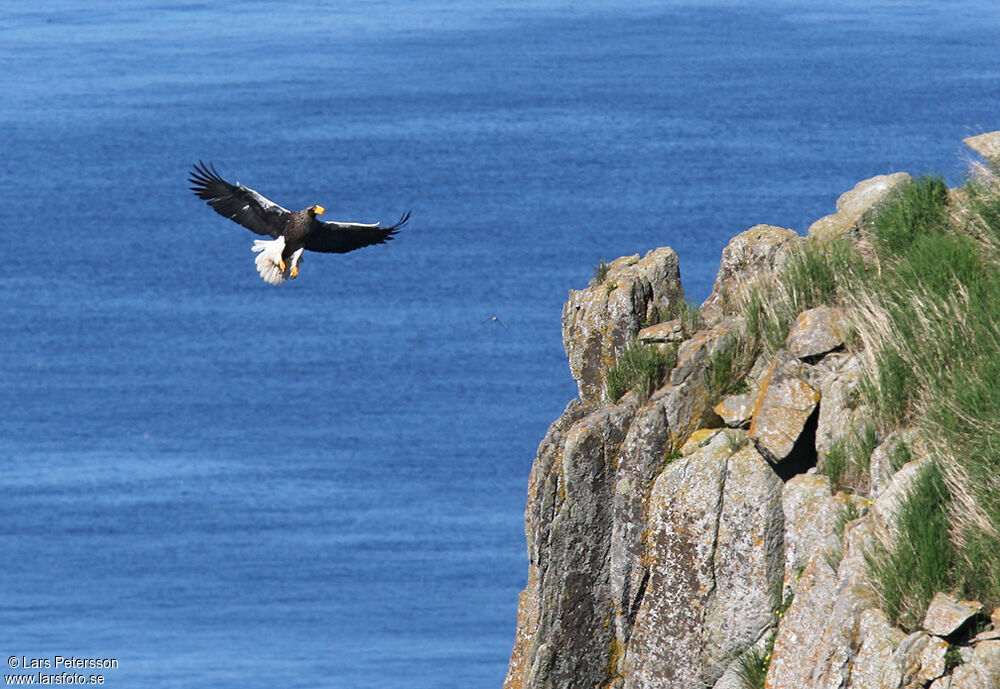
308;204;326;216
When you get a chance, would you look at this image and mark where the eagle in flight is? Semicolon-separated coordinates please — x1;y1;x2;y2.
189;162;409;285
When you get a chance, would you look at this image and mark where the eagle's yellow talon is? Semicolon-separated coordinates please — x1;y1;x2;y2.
279;259;286;272
290;265;299;278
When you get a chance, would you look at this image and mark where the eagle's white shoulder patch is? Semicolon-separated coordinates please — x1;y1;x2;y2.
252;236;287;285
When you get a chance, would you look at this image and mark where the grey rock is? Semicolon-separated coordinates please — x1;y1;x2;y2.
811;518;879;688
767;549;839;688
871;458;929;548
974;629;1000;643
652;377;717;453
768;518;878;689
702;443;784;680
850;608;907;689
749;349;821;469
964;131;1000;161
670;326;728;386
807;173;912;242
638;319;686;344
610;402;671;649
812;352;864;461
621;431;782;689
714;393;753;428
919;635;950;684
700;225;801;324
506;398;637;689
780;472;840;589
923;593;984;639
869;429;919;499
786;306;846;360
622;430;732;689
563;248;684;403
711;633;772;689
949;639;1000;689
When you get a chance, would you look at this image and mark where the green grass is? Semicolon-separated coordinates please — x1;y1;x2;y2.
848;172;1000;610
594;259;610;284
824;500;865;571
821;425;877;494
867;175;949;254
706;169;1000;616
865;462;953;630
606;343;677;403
735;645;769;689
704;335;752;399
888;439;913;473
708;235;870;404
664;298;704;335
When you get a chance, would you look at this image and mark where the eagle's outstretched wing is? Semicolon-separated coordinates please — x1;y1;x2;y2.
304;211;410;254
188;162;291;237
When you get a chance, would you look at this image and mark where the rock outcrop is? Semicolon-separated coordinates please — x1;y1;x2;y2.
563;249;684;404
505;165;1000;689
806;173;911;243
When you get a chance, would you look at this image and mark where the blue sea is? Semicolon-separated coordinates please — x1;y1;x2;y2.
2;1;998;687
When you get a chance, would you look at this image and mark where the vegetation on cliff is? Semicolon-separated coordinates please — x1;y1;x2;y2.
507;141;1000;689
713;165;1000;630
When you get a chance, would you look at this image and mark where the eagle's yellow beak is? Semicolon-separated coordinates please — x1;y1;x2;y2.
312;205;326;215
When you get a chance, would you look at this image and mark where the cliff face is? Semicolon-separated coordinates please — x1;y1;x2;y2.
504;168;1000;689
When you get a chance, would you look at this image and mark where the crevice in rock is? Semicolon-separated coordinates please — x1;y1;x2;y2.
623;567;650;645
771;405;819;481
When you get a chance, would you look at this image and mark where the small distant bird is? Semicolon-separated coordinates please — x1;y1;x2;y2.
189;162;410;285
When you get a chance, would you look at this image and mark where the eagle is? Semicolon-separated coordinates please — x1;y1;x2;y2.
188;162;409;285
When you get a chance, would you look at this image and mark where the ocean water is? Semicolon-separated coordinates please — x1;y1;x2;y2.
1;1;998;687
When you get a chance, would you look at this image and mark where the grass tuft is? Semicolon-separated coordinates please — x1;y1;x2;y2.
594;259;610;284
820;424;877;494
735;645;769;689
866;462;953;630
606;343;677;403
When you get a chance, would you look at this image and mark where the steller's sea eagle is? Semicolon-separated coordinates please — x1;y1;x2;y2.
188;162;409;285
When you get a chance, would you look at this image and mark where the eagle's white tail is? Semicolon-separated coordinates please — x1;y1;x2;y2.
252;237;287;285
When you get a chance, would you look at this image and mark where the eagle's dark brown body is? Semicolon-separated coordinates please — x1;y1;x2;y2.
281;209;318;261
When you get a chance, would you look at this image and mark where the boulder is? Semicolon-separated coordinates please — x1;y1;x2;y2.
963;130;1000;161
506;398;637;689
609;402;672;649
786;306;846;360
714;393;752;428
621;431;783;689
768;518;878;689
700;225;800;324
766;548;839;688
849;608;907;689
749;350;820;471
919;635;950;684
670;326;729;386
869;429;918;499
638;319;686;344
812;353;864;462
871;458;930;547
622;430;732;689
922;593;984;639
701;442;784;679
807;173;912;242
780;472;841;589
947;640;1000;689
652;375;717;452
563;248;684;403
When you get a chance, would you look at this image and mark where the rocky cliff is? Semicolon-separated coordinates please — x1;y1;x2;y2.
504;134;1000;689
